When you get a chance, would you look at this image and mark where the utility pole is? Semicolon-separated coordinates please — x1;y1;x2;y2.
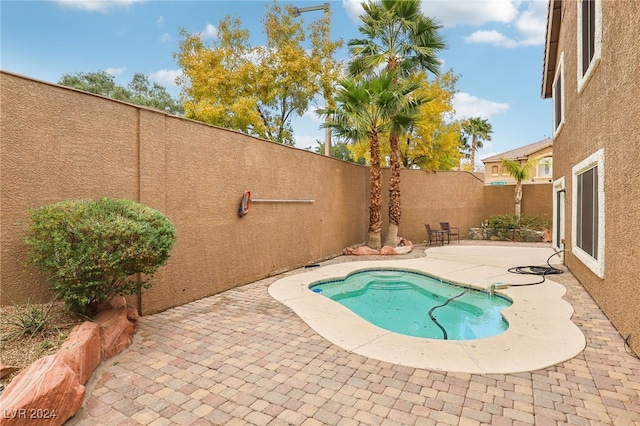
293;3;332;157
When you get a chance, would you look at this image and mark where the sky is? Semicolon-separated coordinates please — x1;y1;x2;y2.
1;0;553;166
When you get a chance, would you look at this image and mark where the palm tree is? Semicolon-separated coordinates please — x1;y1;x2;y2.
501;159;532;218
461;118;493;171
349;0;446;247
317;71;423;249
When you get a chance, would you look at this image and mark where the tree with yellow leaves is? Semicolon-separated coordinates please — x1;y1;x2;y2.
401;70;463;171
175;4;342;145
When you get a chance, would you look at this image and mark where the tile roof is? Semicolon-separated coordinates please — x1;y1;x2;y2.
481;138;553;163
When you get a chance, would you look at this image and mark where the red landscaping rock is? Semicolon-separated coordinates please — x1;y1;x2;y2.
0;355;84;426
98;294;127;311
126;305;139;323
380;246;397;255
95;306;136;360
344;246;380;255
56;321;101;385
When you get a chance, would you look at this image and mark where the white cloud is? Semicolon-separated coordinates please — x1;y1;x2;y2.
156;16;164;27
463;1;548;48
200;23;218;39
149;69;182;88
514;1;548;46
159;32;172;43
342;0;364;24
452;92;509;120
343;0;519;27
105;67;126;77
55;0;144;13
421;0;519;27
342;0;546;49
464;30;518;48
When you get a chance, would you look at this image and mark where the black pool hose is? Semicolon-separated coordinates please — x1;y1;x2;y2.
500;250;565;287
428;289;468;340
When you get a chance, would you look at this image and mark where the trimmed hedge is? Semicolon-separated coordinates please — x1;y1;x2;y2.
483;214;551;231
24;198;176;316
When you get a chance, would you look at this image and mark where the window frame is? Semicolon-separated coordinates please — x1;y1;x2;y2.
537;157;553;178
552;52;565;136
571;148;605;278
576;0;602;94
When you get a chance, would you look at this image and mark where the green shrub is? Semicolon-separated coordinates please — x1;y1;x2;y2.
519;214;552;231
484;214;521;229
483;214;551;231
24;198;176;316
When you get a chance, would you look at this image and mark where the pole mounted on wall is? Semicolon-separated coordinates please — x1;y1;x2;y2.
292;3;332;157
238;190;314;218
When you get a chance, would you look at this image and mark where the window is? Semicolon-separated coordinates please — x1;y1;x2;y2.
572;149;605;277
538;157;553;178
577;0;602;93
553;53;564;134
491;165;499;175
577;167;597;256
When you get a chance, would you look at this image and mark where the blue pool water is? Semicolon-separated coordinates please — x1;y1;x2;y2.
310;269;512;340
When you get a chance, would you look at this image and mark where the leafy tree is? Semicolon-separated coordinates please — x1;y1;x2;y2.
176;5;342;145
127;74;183;114
461;117;493;171
348;0;446;247
24;198;176;316
400;70;463;170
176;17;263;136
314;140;366;164
501;159;532;218
58;71;183;115
318;71;422;249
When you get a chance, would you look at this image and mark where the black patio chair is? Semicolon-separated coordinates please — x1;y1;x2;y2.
425;224;444;246
440;222;460;244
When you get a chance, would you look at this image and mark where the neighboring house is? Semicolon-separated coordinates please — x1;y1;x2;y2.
481;138;553;186
542;0;640;355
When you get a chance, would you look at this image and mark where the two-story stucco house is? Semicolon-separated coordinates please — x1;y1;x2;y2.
542;0;640;355
481;138;553;186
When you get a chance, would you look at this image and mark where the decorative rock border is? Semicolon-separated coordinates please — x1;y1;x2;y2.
0;296;138;425
467;227;549;242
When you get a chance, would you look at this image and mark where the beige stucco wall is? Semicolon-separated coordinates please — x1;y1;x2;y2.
1;71;553;315
481;184;553;221
385;170;486;241
549;1;640;354
0;72;370;313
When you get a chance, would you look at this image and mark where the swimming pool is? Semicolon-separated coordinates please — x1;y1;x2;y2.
268;249;586;373
310;269;512;340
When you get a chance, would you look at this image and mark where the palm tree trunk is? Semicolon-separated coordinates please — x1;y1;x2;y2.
514;181;523;218
368;132;383;249
470;135;477;171
384;132;401;247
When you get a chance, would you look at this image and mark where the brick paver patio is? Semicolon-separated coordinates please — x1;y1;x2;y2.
68;242;640;425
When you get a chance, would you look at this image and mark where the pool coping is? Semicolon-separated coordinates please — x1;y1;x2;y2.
268;246;586;374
